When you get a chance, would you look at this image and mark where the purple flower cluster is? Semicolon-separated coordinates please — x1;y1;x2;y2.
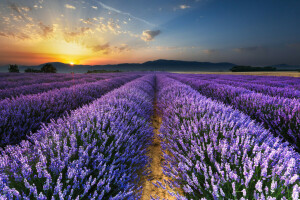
171;75;300;151
156;75;300;199
233;93;300;150
0;73;125;90
213;79;300;99
0;73;82;90
0;75;155;199
0;73;141;101
171;73;300;90
0;78;96;101
0;75;139;146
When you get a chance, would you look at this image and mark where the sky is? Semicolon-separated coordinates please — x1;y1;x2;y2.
0;0;300;66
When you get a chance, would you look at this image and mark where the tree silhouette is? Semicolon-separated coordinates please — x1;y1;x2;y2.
8;64;19;73
41;63;57;73
25;68;42;73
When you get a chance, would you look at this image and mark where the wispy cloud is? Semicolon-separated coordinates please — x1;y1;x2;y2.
9;3;31;13
79;17;122;34
9;3;32;22
65;4;76;10
115;44;130;52
107;20;121;34
2;16;10;25
88;43;110;54
141;30;161;41
64;27;91;42
80;18;94;25
0;31;31;40
38;22;54;38
90;0;155;27
88;43;130;54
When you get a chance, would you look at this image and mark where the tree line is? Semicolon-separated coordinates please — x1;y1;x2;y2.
8;64;57;73
230;66;277;72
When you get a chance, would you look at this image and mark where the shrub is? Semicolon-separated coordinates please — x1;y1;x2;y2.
8;64;19;73
41;63;57;73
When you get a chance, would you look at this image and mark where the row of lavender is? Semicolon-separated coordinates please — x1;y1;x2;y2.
156;75;299;199
0;73;86;89
175;74;300;98
170;74;300;151
0;73;122;90
0;73;108;81
214;79;300;99
0;74;140;146
0;77;99;101
0;73;67;81
0;75;155;199
185;74;300;89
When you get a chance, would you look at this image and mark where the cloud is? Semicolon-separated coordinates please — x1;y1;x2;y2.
107;21;121;33
114;44;130;52
87;43;130;55
80;18;94;25
15;32;31;40
90;0;155;27
88;43;110;54
91;6;98;10
0;32;7;37
174;4;191;11
39;22;54;38
64;27;91;42
2;17;10;25
9;3;31;14
9;3;32;22
180;5;191;9
33;5;43;9
65;4;76;10
141;30;161;41
91;18;122;34
0;31;31;40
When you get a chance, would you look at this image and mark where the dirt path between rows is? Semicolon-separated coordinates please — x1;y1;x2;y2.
140;104;176;200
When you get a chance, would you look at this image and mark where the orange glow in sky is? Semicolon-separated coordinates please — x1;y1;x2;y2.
0;0;163;66
2;0;299;67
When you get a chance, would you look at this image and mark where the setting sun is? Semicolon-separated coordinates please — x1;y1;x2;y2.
70;62;74;66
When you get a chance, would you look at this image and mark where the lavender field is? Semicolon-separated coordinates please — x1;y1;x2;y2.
0;72;299;199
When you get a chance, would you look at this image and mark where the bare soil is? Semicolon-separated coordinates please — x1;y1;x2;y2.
140;111;177;200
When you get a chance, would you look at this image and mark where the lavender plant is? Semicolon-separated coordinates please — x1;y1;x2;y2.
0;75;139;146
213;79;300;99
0;78;98;100
0;75;155;199
156;75;300;200
0;73;122;90
172;75;300;151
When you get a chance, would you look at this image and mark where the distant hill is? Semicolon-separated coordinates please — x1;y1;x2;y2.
0;60;299;73
0;60;236;73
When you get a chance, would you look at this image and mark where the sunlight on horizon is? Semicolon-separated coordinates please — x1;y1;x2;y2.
0;0;300;66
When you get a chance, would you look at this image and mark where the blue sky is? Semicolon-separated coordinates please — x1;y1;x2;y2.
0;0;299;66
